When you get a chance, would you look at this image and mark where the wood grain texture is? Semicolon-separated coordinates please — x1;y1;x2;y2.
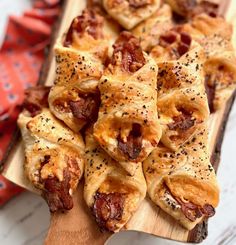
1;0;236;244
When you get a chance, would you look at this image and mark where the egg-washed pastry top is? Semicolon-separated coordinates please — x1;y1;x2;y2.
84;128;146;232
143;123;219;230
18;86;84;212
152;41;209;151
49;9;109;132
181;13;236;112
94;31;162;175
103;0;161;30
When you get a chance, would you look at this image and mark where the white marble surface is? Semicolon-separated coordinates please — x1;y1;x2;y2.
0;1;236;245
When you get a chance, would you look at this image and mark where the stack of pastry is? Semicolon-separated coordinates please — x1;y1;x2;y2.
17;0;236;232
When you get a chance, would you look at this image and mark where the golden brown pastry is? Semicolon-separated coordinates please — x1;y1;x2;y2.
103;0;161;30
48;85;100;132
152;43;209;151
143;124;219;230
132;4;173;52
84;128;146;232
49;9;109;132
93;32;162;175
165;0;218;19
18;87;84;212
149;23;201;63
182;14;236;111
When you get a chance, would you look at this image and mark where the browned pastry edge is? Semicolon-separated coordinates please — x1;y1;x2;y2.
187;89;236;243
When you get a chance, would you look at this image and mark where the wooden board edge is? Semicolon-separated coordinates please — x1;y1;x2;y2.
210;90;236;173
187;90;236;243
0;129;20;173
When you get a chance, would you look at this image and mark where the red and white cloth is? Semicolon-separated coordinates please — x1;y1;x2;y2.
0;0;61;206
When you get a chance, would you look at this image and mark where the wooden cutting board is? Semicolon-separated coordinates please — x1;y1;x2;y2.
1;0;236;244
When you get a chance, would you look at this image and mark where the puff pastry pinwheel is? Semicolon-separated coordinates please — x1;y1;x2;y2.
132;4;173;52
143;124;219;230
152;43;209;151
182;14;236;111
93;32;162;175
84;128;146;232
49;9;109;132
18;87;84;212
103;0;161;30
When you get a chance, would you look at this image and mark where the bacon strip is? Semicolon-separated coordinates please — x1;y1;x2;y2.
190;1;218;18
168;109;194;131
43;169;73;213
69;93;100;123
112;31;145;73
92;192;125;231
176;197;215;222
202;204;215;217
128;0;152;8
64;9;104;47
177;198;202;221
118;123;142;160
160;30;192;58
23;86;51;117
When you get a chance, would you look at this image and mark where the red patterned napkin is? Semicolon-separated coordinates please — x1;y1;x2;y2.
0;0;61;206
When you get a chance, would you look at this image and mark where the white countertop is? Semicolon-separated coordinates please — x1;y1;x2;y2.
0;1;236;244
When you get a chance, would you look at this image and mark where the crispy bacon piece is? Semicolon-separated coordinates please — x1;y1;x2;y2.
205;75;216;113
118;123;142;160
87;0;104;13
178;0;197;14
176;197;215;221
171;0;218;20
190;1;218;18
160;32;177;44
23;86;51;117
202;204;215;217
64;9;104;47
129;0;152;8
112;32;145;73
69;93;100;123
168;109;194;131
178;199;202;221
177;43;189;56
92;192;125;232
180;32;191;46
43;169;73;213
41;155;51;167
160;30;192;58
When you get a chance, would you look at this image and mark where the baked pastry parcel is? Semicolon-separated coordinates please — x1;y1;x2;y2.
132;4;173;52
49;9;110;132
84;128;146;232
165;0;219;19
94;32;162;175
143;124;219;230
152;42;209;151
103;0;161;30
181;13;236;112
18;87;84;212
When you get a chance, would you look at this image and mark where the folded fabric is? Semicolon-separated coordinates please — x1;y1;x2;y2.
0;0;61;206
